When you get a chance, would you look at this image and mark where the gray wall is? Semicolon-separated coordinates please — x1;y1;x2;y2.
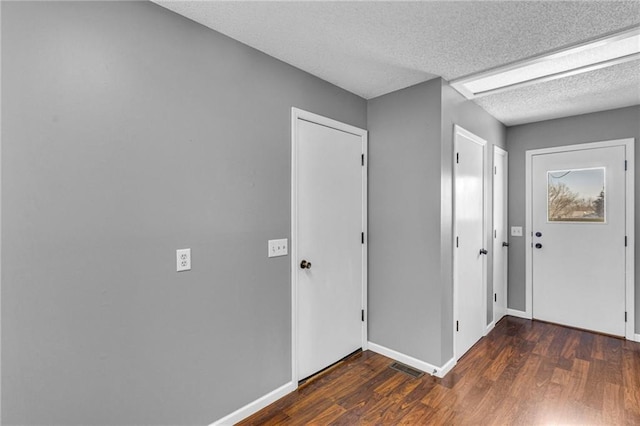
367;79;506;367
506;106;640;333
1;2;366;425
367;79;444;365
441;82;507;361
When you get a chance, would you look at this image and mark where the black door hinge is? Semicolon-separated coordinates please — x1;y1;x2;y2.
456;153;459;164
362;309;365;322
362;232;365;244
625;236;628;247
456;236;459;248
494;293;497;302
456;320;459;332
625;160;627;171
362;154;365;166
625;311;627;322
494;166;497;175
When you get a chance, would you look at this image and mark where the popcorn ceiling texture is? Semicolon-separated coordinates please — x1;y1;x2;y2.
475;58;640;126
154;1;640;125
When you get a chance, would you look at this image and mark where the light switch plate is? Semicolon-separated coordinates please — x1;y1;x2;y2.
268;239;288;258
177;248;191;272
511;226;523;237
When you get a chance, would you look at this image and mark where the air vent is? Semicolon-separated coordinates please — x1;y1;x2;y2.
389;362;424;378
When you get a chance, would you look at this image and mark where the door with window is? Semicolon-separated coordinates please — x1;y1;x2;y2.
531;145;626;336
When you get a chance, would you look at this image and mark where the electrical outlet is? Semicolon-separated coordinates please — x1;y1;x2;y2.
268;239;288;258
511;226;523;237
176;248;191;272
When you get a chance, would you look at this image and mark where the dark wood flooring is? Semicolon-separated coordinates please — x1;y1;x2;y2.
237;316;640;425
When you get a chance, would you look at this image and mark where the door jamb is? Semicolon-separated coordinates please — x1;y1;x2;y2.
525;138;635;339
290;107;368;385
492;146;508;325
453;125;488;360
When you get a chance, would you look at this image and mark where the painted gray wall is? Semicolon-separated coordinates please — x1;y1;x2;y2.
367;79;506;367
1;2;366;424
367;79;444;365
506;106;640;333
441;82;507;361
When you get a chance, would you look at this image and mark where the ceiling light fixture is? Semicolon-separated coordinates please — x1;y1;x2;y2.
451;26;640;99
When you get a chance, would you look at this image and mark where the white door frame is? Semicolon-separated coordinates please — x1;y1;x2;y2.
525;138;635;340
492;146;508;325
290;107;368;384
453;125;488;360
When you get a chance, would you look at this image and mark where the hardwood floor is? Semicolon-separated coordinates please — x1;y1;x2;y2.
237;316;640;425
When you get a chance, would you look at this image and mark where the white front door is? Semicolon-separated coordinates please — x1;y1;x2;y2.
454;126;487;359
293;110;366;381
531;145;626;336
493;147;508;323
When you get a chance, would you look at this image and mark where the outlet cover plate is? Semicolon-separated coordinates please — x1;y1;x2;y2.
268;239;288;258
511;226;523;237
177;248;191;272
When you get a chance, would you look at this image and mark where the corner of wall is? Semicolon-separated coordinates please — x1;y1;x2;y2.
0;0;3;421
439;79;508;363
439;80;455;366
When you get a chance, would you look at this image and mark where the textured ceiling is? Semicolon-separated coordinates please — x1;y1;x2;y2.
475;58;640;126
153;1;640;125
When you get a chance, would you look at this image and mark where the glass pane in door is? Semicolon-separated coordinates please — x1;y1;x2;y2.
547;167;605;223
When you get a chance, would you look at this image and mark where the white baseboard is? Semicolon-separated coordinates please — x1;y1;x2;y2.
484;320;495;335
437;356;456;378
209;381;296;426
506;308;531;319
367;342;456;378
634;333;640;343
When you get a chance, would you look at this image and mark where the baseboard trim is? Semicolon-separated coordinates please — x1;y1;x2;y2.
634;333;640;343
209;381;296;426
484;320;495;335
506;308;531;319
437;356;456;378
367;342;455;378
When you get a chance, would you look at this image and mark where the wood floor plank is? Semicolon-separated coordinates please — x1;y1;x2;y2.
236;317;640;425
582;358;606;410
603;382;625;425
307;404;346;425
577;330;595;361
623;345;640;420
592;333;607;360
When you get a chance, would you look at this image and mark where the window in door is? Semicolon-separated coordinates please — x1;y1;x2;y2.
547;167;605;223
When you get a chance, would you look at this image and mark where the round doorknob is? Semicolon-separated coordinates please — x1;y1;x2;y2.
535;243;543;249
300;260;312;269
535;232;542;237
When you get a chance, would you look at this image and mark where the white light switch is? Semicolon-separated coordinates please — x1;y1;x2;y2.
511;226;523;237
268;239;288;258
176;248;191;272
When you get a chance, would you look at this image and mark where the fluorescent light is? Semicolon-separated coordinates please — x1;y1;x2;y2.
451;26;640;99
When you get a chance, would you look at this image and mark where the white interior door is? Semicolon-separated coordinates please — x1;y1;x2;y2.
532;145;626;336
454;126;487;360
294;111;366;381
493;147;508;323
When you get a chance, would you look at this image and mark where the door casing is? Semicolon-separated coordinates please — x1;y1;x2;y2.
290;107;368;384
492;146;508;324
525;139;635;340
